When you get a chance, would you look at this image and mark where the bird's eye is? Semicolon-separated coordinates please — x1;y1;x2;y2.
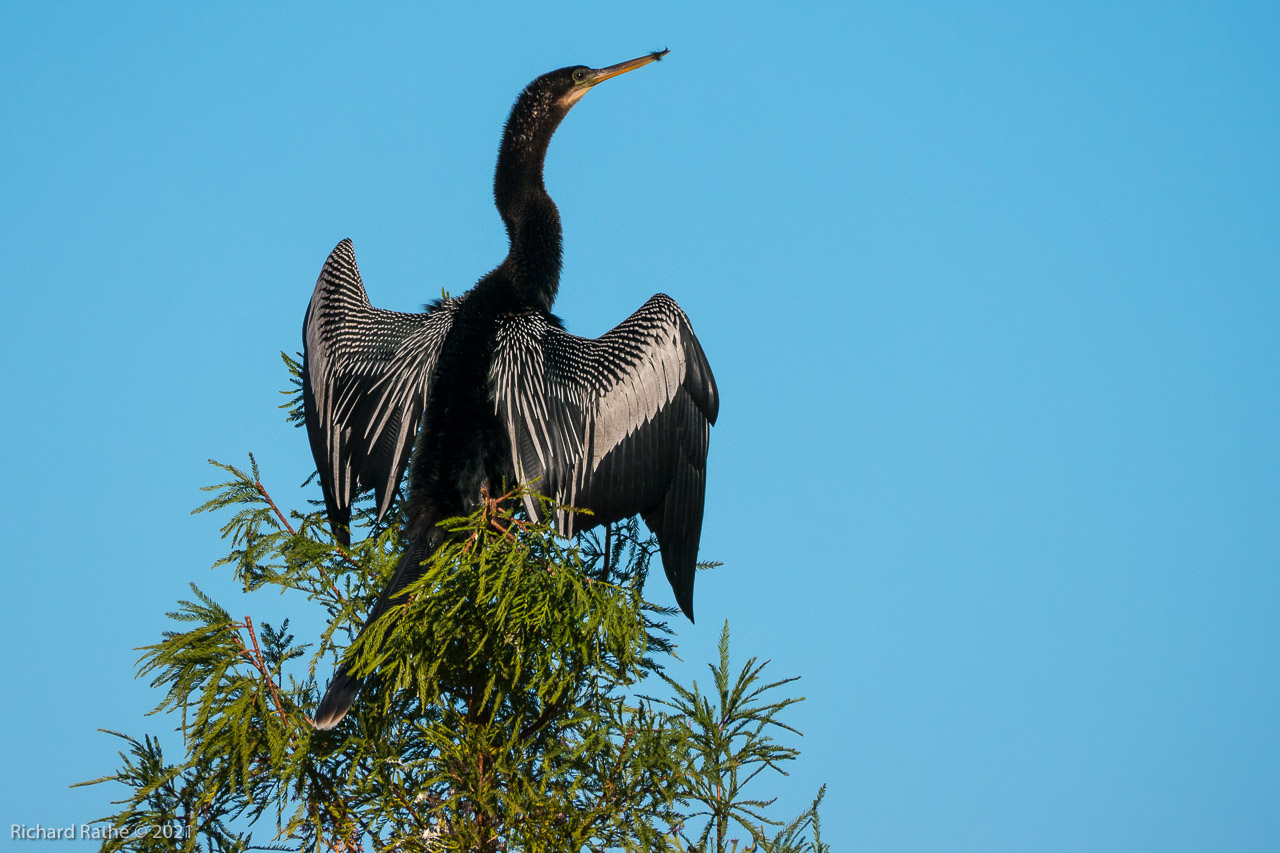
573;69;586;82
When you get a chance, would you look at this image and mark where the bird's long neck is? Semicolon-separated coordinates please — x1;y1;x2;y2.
492;93;566;311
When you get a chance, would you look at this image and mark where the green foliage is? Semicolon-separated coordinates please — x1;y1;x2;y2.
659;626;829;853
77;355;828;851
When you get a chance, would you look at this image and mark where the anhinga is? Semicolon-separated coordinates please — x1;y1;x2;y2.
303;51;718;730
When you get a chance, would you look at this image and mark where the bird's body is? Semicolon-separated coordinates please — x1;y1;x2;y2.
304;52;717;730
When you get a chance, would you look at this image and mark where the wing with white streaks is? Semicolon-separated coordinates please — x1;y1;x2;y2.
302;239;458;545
489;293;718;619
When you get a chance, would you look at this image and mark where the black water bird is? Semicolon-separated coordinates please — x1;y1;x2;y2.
304;51;718;730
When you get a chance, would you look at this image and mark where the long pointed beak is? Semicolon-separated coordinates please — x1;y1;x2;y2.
587;49;669;86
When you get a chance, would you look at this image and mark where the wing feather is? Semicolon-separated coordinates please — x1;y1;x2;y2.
489;293;717;619
302;239;457;544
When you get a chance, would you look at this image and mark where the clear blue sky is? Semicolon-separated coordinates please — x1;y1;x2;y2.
3;2;1278;849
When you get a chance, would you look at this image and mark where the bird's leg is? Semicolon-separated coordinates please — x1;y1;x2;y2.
485;513;521;545
480;482;537;543
462;485;493;554
477;484;509;540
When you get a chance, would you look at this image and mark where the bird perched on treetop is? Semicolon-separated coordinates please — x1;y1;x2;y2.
303;50;718;730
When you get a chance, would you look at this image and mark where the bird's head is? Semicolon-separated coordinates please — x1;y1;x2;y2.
504;50;669;148
550;49;670;110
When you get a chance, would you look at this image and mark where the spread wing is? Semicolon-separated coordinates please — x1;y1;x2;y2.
489;294;718;619
302;239;457;545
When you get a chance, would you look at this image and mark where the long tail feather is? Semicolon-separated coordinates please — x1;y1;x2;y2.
312;524;444;730
313;669;362;730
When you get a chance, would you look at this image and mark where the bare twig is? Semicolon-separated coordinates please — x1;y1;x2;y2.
236;616;290;723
